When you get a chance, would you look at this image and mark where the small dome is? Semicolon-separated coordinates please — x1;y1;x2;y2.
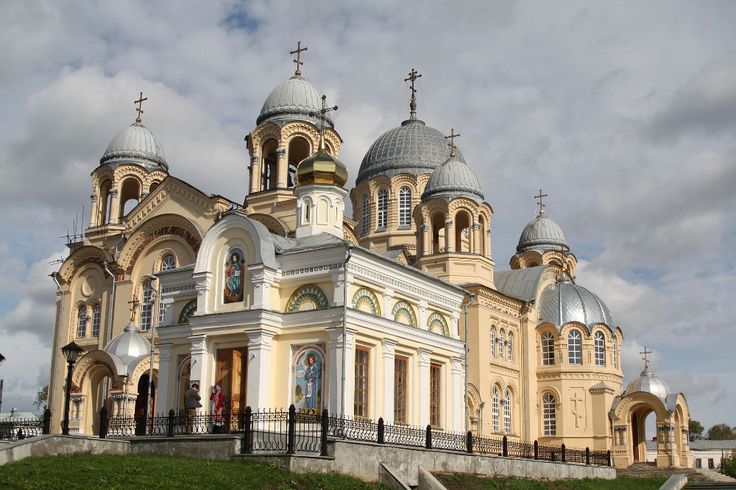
296;146;348;187
100;122;168;172
104;321;151;368
357;119;464;184
626;367;670;401
422;157;484;203
517;213;569;253
538;276;616;329
257;76;332;127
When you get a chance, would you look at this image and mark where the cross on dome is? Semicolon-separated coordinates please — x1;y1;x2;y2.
134;92;147;123
640;346;652;369
291;41;308;76
534;189;548;215
404;68;422;120
128;295;140;322
310;94;338;150
445;128;460;158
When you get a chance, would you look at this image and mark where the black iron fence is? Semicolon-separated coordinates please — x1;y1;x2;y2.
0;409;50;441
102;405;610;467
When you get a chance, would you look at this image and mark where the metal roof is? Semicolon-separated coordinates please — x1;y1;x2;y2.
517;213;569;253
100;122;168;171
104;321;151;370
257;76;332;127
626;367;670;401
494;266;550;302
422;157;484;203
538;276;616;331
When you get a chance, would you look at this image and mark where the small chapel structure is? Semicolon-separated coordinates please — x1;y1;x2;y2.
46;46;691;468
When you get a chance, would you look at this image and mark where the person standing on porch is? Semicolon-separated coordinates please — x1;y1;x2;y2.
185;383;202;434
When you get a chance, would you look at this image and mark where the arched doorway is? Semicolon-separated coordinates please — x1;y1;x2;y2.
134;375;156;435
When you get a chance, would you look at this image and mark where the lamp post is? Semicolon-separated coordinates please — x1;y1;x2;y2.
61;342;84;435
0;352;5;414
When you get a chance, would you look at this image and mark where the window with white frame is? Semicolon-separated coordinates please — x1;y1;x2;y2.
490;327;497;357
498;330;505;360
595;331;606;366
92;303;101;337
568;329;582;365
492;386;500;432
504;389;512;434
542;331;555;365
399;187;411;227
76;305;87;338
507;332;513;361
161;254;176;271
377;189;388;228
543;393;556;436
141;281;154;331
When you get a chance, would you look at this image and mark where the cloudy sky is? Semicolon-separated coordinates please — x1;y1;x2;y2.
0;0;734;431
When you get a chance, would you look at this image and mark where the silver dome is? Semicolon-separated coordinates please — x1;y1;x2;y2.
422;157;484;203
517;212;569;253
538;277;616;330
104;321;151;369
257;76;333;127
357;119;464;184
626;367;670;401
100;122;168;171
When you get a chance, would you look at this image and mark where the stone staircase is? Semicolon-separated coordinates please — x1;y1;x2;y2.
617;463;736;489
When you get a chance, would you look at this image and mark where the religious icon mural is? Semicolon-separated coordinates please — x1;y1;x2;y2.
292;345;325;412
224;248;245;303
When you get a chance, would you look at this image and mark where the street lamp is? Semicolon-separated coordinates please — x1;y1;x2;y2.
0;352;5;414
61;342;84;435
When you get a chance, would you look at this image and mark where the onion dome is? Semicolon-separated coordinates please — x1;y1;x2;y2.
422;156;484;203
257;76;332;127
357;119;465;184
538;276;616;329
517;212;569;253
296;145;348;188
100;122;168;172
104;321;151;368
626;367;670;401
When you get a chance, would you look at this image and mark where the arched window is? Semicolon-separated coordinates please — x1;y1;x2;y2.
491;386;500;432
498;330;505;360
595;331;606;366
160;254;176;271
542;332;555;366
567;329;582;365
543;393;556;436
141;281;154;331
504;389;512;434
490;327;497;358
507;332;513;361
377;189;388;229
612;337;619;368
178;300;197;324
92;304;101;337
76;305;87;338
362;195;370;234
398;187;411;227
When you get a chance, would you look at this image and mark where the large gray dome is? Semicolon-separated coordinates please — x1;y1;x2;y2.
517;213;569;253
422;157;484;203
357;119;464;184
104;321;151;369
538;277;616;329
257;76;332;127
100;122;168;171
626;367;670;401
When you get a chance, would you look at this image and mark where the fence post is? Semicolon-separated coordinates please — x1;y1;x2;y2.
586;447;590;465
561;443;566;463
502;435;508;457
466;431;473;453
223;406;231;434
287;404;296;455
166;409;175;438
425;425;432;449
320;409;329;457
243;406;252;454
534;440;539;460
607;450;611;467
99;406;108;439
42;409;51;435
377;418;385;444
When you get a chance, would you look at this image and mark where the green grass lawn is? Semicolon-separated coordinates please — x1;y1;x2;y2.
436;473;668;490
0;453;390;490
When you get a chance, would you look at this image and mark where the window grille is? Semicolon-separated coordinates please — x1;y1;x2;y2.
542;332;555;365
92;304;101;337
568;330;582;365
399;187;411;227
377;189;388;229
595;331;606;366
543;393;556;436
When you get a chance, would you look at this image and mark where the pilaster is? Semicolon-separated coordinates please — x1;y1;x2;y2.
451;357;465;432
417;348;432;427
382;340;397;423
245;328;276;409
156;343;173;412
188;334;209;413
326;327;357;416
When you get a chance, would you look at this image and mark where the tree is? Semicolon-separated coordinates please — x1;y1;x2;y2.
689;419;704;441
33;385;48;411
707;423;736;440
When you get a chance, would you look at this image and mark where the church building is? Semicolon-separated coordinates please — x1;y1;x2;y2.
46;46;691;468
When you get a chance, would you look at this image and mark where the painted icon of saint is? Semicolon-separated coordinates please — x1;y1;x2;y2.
224;250;244;303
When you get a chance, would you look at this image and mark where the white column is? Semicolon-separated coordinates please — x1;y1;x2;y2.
445;219;454;253
417;348;432;427
382;340;397;423
326;327;356;416
156;343;173;412
245;329;275;409
188;334;209;414
451;357;465;432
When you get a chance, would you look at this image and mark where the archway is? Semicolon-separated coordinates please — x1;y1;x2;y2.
134;375;156;435
288;136;310;187
430;212;446;254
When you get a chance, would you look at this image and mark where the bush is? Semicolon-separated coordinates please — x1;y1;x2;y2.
723;451;736;478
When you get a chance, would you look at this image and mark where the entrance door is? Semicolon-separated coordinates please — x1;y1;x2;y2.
631;413;640;463
216;347;247;414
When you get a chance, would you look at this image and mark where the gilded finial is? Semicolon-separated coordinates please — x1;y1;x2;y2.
534;189;548;215
128;295;140;322
444;128;460;158
291;41;308;77
404;68;422;120
134;92;147;124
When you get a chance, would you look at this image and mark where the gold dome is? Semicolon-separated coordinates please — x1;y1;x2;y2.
296;147;348;187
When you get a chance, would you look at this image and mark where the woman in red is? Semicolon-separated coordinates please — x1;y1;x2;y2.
210;384;225;432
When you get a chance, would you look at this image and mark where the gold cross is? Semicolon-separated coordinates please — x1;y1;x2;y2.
534;189;548;215
445;128;461;158
134;92;147;123
404;68;422;119
291;41;308;76
311;94;338;150
128;295;140;322
640;346;652;369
